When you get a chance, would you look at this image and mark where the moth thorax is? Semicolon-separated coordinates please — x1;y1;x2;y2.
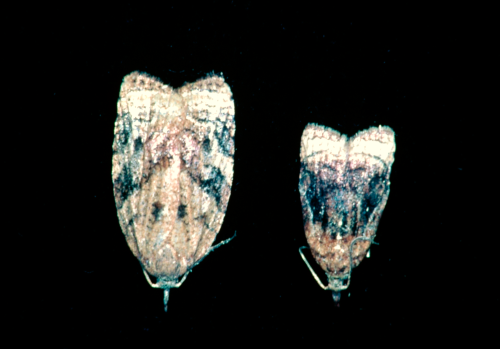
156;276;181;288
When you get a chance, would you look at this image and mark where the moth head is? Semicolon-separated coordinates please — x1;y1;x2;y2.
327;274;351;292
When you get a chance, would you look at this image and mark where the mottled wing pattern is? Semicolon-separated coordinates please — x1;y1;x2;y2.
299;124;395;280
112;72;235;282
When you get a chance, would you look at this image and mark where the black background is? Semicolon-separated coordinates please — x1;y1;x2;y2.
13;3;489;347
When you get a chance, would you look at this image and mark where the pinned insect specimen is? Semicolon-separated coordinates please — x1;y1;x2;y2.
298;123;395;303
112;72;235;311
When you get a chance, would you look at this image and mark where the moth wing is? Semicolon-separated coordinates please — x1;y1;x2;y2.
112;72;178;273
299;123;347;228
349;126;396;171
298;124;350;272
346;126;396;254
174;75;235;269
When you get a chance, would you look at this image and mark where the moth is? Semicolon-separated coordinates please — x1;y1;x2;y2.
112;72;235;311
298;123;395;303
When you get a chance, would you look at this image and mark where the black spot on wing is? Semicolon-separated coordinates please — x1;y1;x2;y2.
321;209;329;231
134;137;143;152
302;170;323;224
357;198;370;227
152;202;164;222
347;204;359;236
309;194;324;224
367;174;385;208
117;114;130;145
214;124;234;157
358;173;387;224
177;204;187;219
200;166;226;208
202;138;211;154
203;221;211;230
113;165;138;209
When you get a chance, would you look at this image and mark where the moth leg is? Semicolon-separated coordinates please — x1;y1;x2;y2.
367;237;379;257
173;271;190;287
349;236;377;266
142;268;190;288
298;246;328;290
142;268;162;288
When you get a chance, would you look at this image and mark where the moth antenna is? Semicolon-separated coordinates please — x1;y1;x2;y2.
210;230;237;252
189;231;237;270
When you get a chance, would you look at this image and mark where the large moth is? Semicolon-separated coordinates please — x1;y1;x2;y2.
112;72;235;311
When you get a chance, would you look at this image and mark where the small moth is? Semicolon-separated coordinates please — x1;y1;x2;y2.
112;72;235;311
298;123;395;303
